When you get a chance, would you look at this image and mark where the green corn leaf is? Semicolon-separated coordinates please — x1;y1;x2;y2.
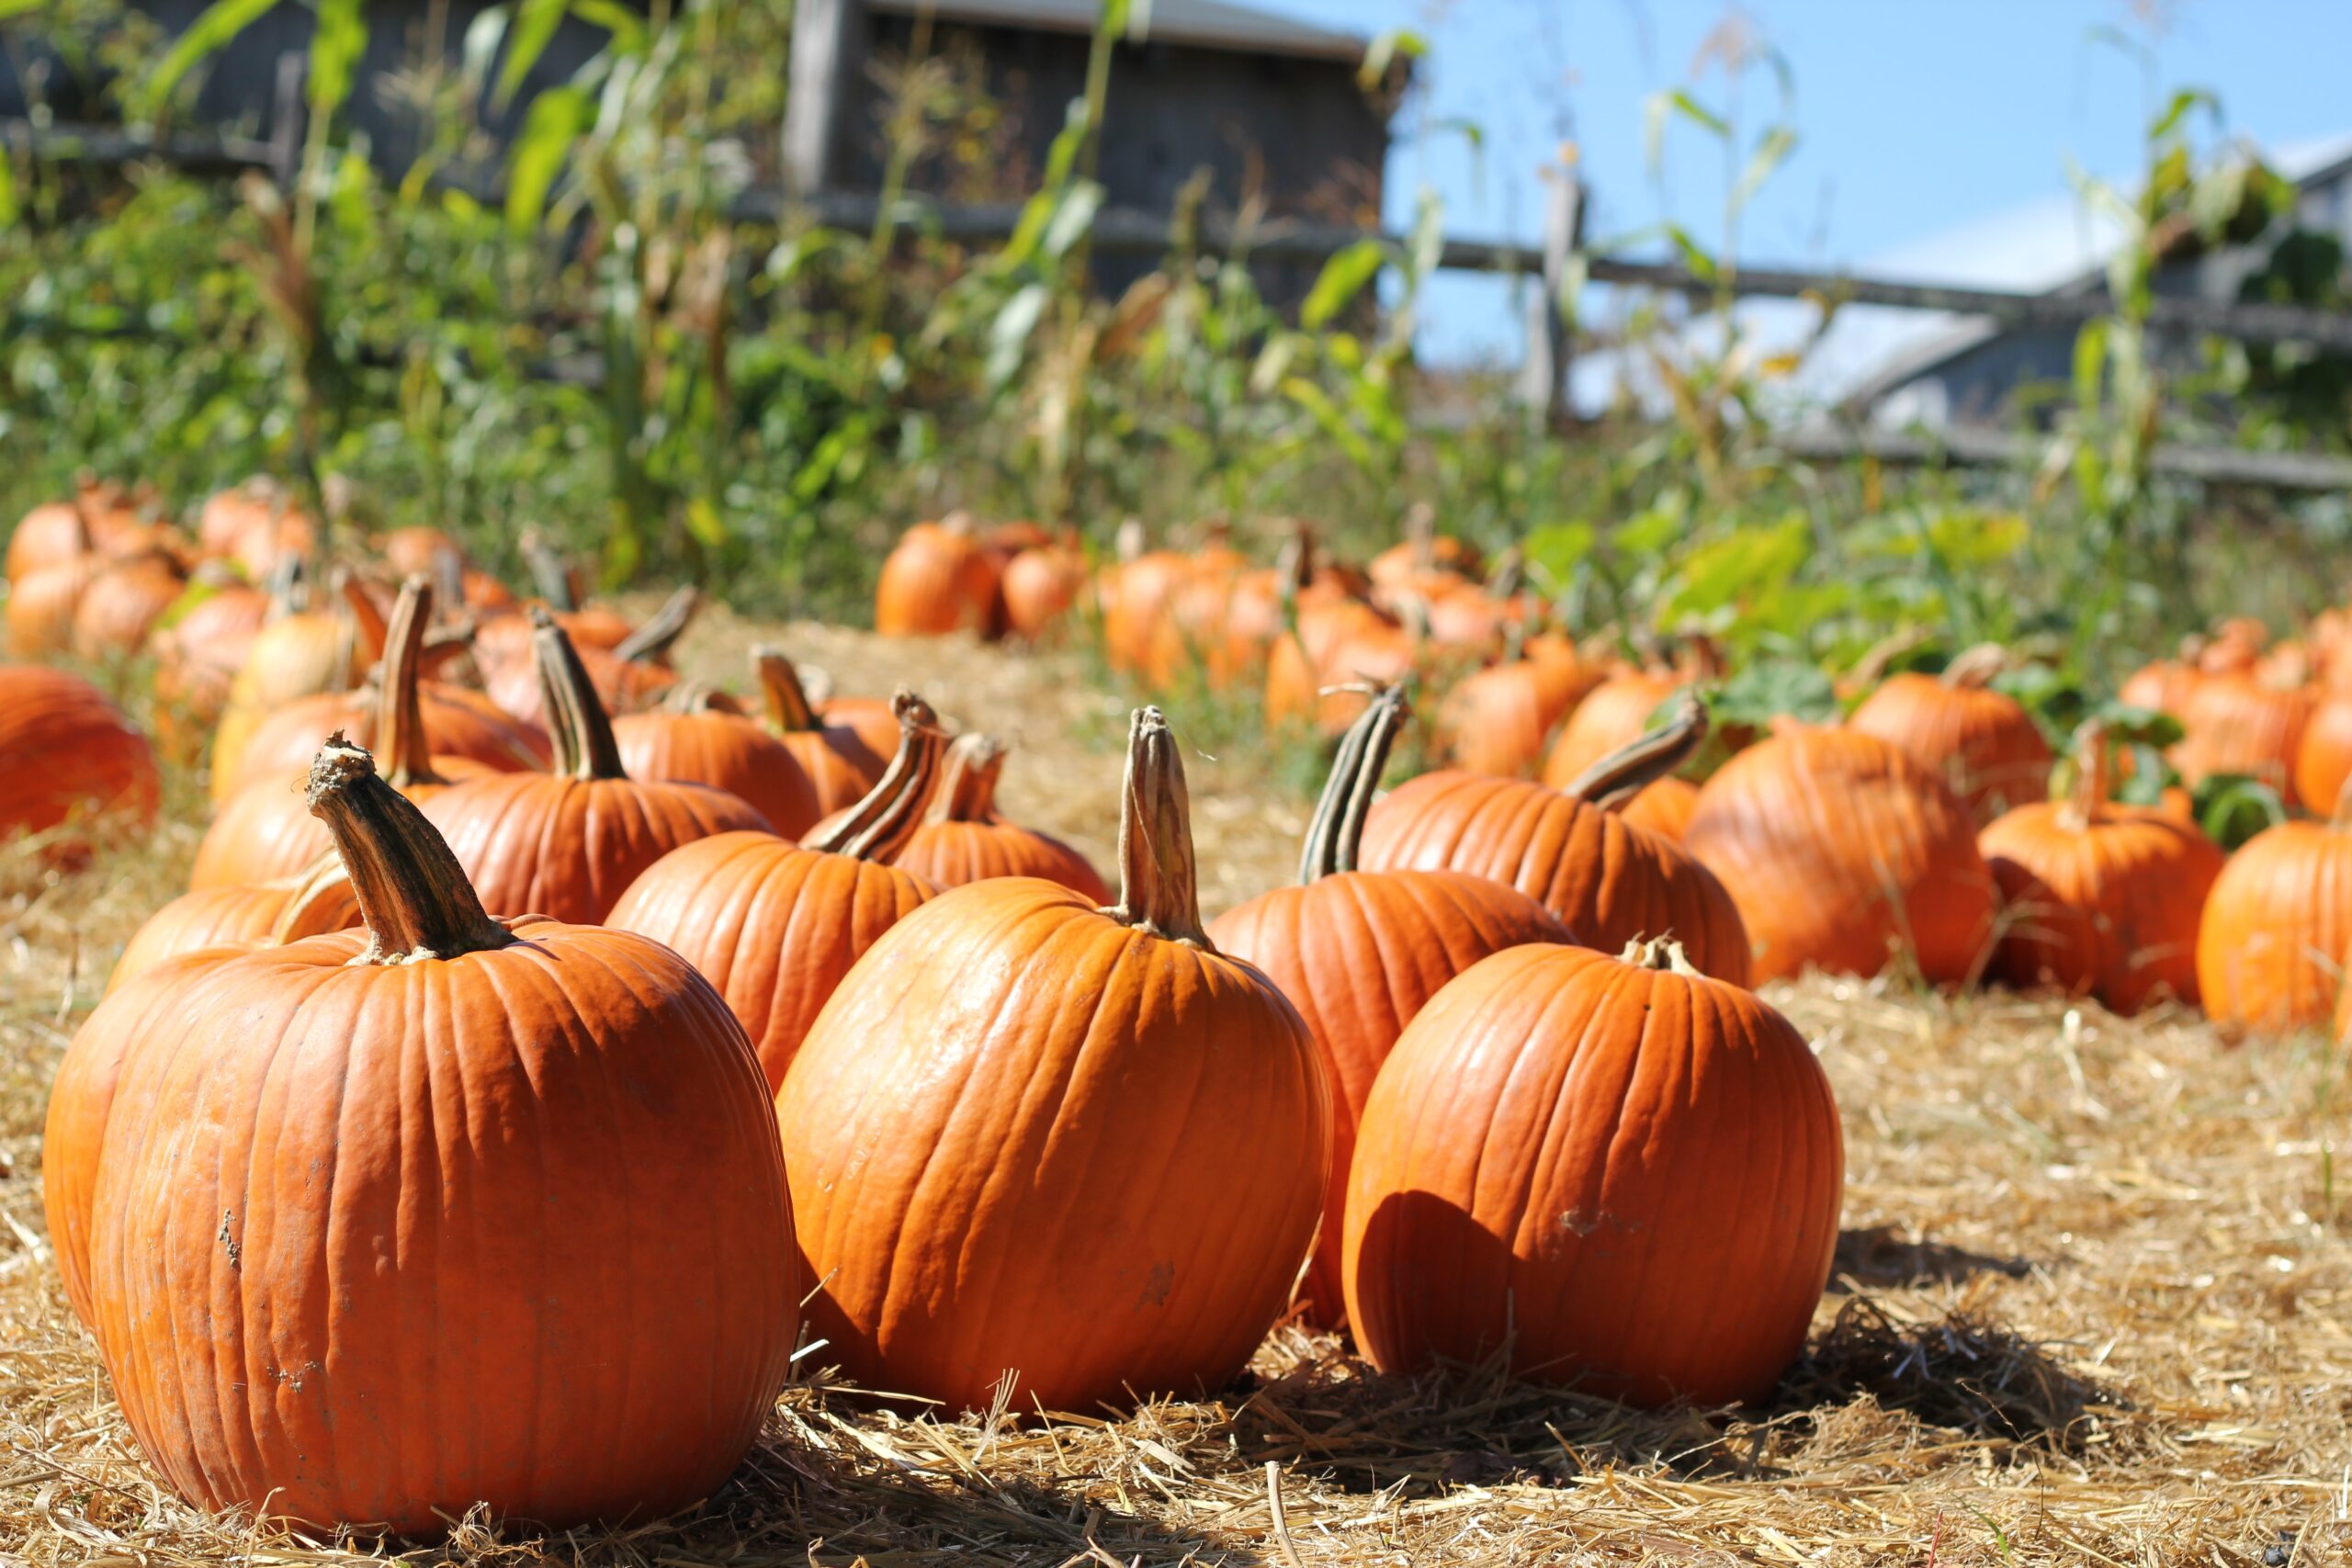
142;0;283;115
495;0;568;109
504;84;592;233
1300;240;1386;331
306;0;368;123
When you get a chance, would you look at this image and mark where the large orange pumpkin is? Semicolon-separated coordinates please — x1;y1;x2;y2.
210;569;389;803
1343;938;1843;1404
1683;723;1995;985
0;665;161;853
84;739;796;1532
1359;698;1752;984
752;646;886;814
2196;777;2352;1037
1847;644;2052;822
779;706;1330;1414
890;732;1110;901
614;683;822;839
875;513;1003;637
110;858;358;996
1206;686;1570;1325
1978;725;2223;1013
607;692;946;1091
422;611;770;922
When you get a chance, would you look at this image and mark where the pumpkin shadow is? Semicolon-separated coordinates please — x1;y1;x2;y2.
1826;1224;2036;1292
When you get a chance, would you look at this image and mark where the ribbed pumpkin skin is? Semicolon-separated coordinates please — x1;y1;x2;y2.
1342;942;1844;1405
422;774;771;924
1207;869;1570;1325
1980;805;2222;1013
892;819;1111;902
71;555;183;661
614;710;822;839
1683;729;1994;985
110;875;359;995
2176;675;2311;806
1849;674;2052;822
0;665;161;846
1540;672;1682;788
5;558;99;656
606;830;938;1090
1436;657;1597;779
190;777;340;889
2195;819;2352;1035
225;683;549;795
780;877;1329;1414
2294;695;2352;816
780;728;885;815
1358;771;1752;986
85;922;797;1533
1621;776;1699;841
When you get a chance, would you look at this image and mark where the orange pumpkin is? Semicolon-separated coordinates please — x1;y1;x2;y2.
149;570;277;760
1979;725;2223;1013
2196;777;2352;1037
779;706;1329;1414
1620;774;1700;840
2174;668;2311;806
481;585;695;728
1847;645;2052;822
1435;632;1603;779
752;646;886;814
876;513;1003;637
1684;724;1994;985
1206;686;1570;1325
210;569;390;802
110;858;358;996
1343;938;1843;1404
890;732;1110;901
69;551;185;661
0;665;161;854
607;692;946;1091
1359;697;1752;984
422;611;770;922
614;683;822;839
6;494;96;582
1540;667;1688;789
1001;536;1090;641
85;739;796;1531
2295;692;2352;816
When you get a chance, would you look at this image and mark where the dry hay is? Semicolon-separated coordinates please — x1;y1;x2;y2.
2;626;2349;1565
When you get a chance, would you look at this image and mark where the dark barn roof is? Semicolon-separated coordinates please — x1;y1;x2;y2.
861;0;1367;62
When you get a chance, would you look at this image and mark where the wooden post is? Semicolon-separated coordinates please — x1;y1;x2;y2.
1515;145;1583;426
784;0;855;194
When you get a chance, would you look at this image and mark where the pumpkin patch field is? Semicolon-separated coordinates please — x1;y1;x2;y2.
4;515;2352;1568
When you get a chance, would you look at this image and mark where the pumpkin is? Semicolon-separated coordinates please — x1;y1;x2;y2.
379;525;464;579
1342;938;1843;1404
1683;723;1994;985
614;682;822;839
423;610;771;923
1001;535;1089;641
1435;630;1602;778
84;739;796;1532
149;569;277;759
111;858;358;996
193;579;504;887
70;551;185;661
196;479;315;579
2196;776;2352;1037
481;585;695;728
2298;693;2352;817
5;495;102;654
607;692;946;1091
0;665;161;853
1265;601;1424;739
1206;686;1571;1325
779;706;1330;1414
210;569;389;803
876;513;1003;637
1539;667;1688;789
890;732;1111;901
1367;502;1482;598
6;495;95;581
752;646;886;814
1360;697;1752;984
1847;644;2052;822
1979;725;2223;1013
1620;775;1700;840
816;690;905;766
2174;668;2310;806
1099;528;1198;676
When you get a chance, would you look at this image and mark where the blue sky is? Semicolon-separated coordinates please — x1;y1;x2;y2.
1251;0;2352;364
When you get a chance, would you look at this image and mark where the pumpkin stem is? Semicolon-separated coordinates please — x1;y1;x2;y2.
269;854;357;942
374;574;448;791
929;733;1008;824
336;569;390;667
2061;722;2111;829
1942;643;2008;689
1845;626;1930;688
1403;500;1436;572
1112;706;1212;947
1620;937;1702;977
660;679;742;716
753;645;821;733
519;529;579;611
532;607;629;782
1114;517;1147;565
1277;520;1317;592
1298;684;1408;884
1485;545;1524;602
805;689;947;859
614;585;700;666
307;736;514;963
431;542;468;617
1560;693;1709;809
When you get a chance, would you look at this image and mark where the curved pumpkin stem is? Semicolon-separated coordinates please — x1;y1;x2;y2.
615;585;701;666
753;645;822;733
269;854;358;942
1561;693;1710;809
1942;643;2008;690
929;733;1008;825
1298;683;1408;884
1845;626;1931;689
1112;706;1210;947
806;689;947;860
335;569;390;669
2060;723;2111;830
374;574;448;792
532;607;628;782
660;679;745;716
308;735;514;963
519;529;580;611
